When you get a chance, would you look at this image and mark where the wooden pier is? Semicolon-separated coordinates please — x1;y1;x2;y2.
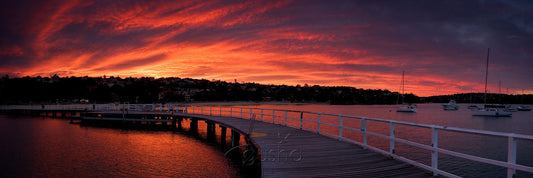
172;112;432;177
81;110;432;177
4;104;533;177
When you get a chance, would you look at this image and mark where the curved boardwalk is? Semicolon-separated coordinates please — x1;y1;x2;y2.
2;107;432;177
166;112;432;177
5;105;533;177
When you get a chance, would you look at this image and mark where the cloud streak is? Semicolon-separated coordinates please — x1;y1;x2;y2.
1;0;532;96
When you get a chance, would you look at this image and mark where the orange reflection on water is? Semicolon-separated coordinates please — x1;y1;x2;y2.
4;116;241;177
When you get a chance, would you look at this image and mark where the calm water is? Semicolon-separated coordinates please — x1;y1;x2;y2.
0;115;241;177
233;103;533;178
2;104;532;177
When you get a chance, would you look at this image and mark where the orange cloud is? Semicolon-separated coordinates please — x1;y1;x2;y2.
1;0;532;97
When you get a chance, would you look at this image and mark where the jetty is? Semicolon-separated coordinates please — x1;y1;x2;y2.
2;104;533;178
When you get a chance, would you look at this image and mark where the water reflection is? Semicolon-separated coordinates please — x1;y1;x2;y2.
0;115;241;177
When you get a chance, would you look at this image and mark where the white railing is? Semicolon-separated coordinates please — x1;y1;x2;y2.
2;104;532;177
172;105;533;178
0;103;172;112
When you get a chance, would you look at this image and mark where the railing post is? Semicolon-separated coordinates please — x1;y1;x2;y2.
390;122;395;154
339;116;343;140
210;106;212;116
299;112;303;130
273;110;275;123
260;109;264;122
431;127;438;176
219;106;222;116
507;135;517;178
249;108;253;120
285;111;288;126
230;107;233;117
192;106;195;114
317;114;321;134
240;108;243;119
361;118;367;149
201;107;203;115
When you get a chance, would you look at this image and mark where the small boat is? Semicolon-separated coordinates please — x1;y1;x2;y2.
443;100;459;110
397;105;417;113
467;105;479;110
471;48;512;117
484;104;508;109
395;71;417;113
504;107;518;112
472;108;512;117
517;105;532;111
484;104;516;112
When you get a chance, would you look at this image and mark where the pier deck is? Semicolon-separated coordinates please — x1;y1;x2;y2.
4;104;533;177
93;111;432;177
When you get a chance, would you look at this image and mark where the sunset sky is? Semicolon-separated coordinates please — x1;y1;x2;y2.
1;0;532;96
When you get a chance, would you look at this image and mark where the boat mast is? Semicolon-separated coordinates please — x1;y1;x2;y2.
396;70;404;105
401;71;405;96
484;48;490;104
401;70;405;104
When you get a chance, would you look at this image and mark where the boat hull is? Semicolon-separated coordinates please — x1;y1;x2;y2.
472;109;512;117
443;104;459;110
397;106;417;113
467;105;479;110
442;100;459;110
517;106;531;111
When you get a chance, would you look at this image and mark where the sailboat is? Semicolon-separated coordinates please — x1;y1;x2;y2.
472;48;512;117
396;71;417;113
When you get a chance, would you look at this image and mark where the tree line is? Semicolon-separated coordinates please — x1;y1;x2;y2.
1;75;530;105
0;75;420;105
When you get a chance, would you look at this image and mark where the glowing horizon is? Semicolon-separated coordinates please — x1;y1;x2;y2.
1;0;532;97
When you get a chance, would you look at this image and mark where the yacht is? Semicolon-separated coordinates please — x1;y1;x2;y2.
467;105;479;110
397;105;417;112
443;100;459;110
471;48;511;117
396;71;417;113
517;105;532;111
472;108;512;117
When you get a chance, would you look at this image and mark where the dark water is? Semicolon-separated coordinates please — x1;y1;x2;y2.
233;103;533;178
0;115;241;177
2;104;532;177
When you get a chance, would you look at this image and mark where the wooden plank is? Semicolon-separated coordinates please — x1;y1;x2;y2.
86;111;432;177
168;112;432;177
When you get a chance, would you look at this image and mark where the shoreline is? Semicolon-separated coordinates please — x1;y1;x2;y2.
171;101;330;106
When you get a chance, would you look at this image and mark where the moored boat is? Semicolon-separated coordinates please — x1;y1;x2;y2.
467;105;479;110
504;107;518;112
397;105;417;113
396;71;418;113
471;48;512;117
517;105;532;111
443;100;459;110
472;108;512;117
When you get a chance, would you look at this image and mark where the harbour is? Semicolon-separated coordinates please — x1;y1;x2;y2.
2;103;532;177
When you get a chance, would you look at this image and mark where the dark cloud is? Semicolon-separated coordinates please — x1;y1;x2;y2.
0;0;532;96
93;54;167;71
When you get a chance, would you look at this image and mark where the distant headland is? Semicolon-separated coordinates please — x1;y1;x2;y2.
1;75;531;105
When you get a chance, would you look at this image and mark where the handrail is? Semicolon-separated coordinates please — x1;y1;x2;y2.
173;105;533;178
1;104;532;178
